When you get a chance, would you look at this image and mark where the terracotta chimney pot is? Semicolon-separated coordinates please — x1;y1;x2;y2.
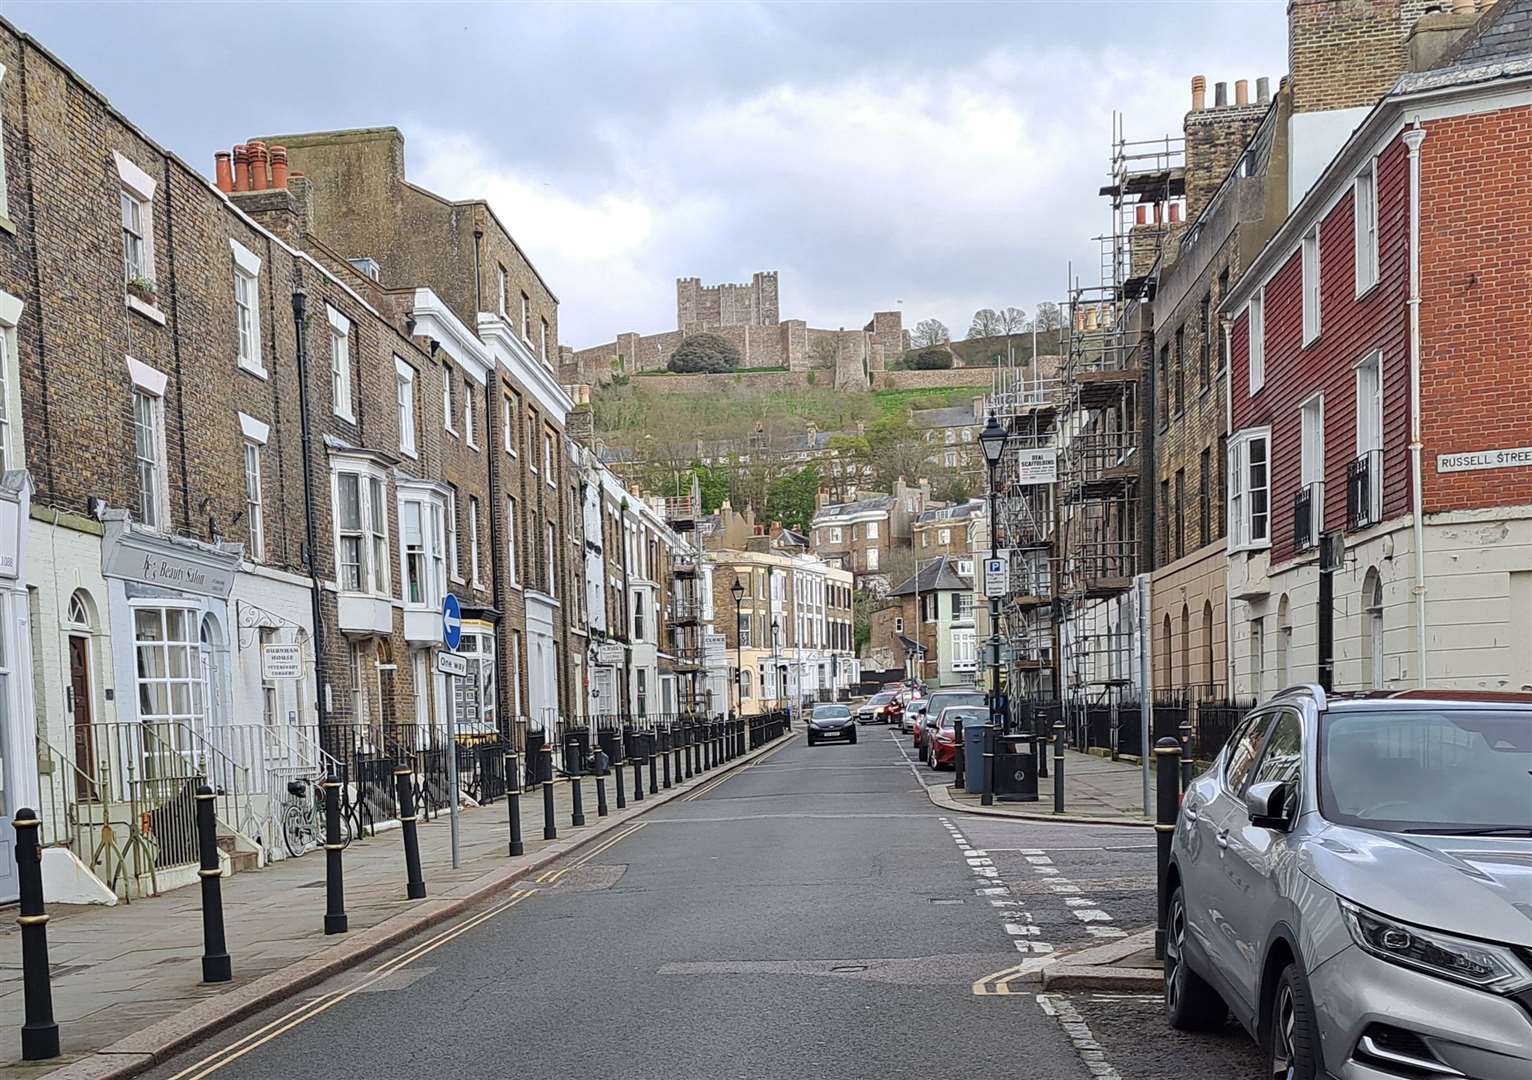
1169;203;1182;224
1235;79;1249;106
270;146;289;189
1135;205;1148;226
1191;75;1206;111
214;151;233;194
232;144;250;192
248;140;269;191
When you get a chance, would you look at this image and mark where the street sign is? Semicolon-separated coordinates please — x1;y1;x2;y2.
442;593;462;650
983;557;1009;598
1015;448;1057;485
435;651;468;677
260;643;302;680
596;641;624;666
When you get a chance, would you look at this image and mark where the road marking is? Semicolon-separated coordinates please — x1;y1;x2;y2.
1037;994;1124;1079
167;889;540;1080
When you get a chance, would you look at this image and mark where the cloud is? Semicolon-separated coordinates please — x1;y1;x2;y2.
8;0;1290;350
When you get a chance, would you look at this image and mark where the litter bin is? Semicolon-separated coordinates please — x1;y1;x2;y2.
994;735;1039;802
963;723;992;794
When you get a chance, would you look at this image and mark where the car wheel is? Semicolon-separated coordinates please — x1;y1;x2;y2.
1268;962;1320;1080
1164;886;1226;1031
807;733;817;746
848;730;857;745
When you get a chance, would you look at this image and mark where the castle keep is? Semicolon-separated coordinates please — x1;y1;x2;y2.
565;271;908;389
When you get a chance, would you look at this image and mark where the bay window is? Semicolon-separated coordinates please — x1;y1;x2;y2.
334;465;389;595
1229;428;1271;551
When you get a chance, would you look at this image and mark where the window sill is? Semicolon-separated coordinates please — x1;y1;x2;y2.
400;446;418;461
237;359;269;381
1302;332;1321;350
333;409;356;424
127;294;167;325
1354;277;1380;303
444;427;458;439
0;213;16;237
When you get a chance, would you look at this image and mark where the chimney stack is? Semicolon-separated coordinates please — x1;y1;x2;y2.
269;146;289;189
1191;75;1206;111
232;145;250;192
248;141;269;191
1214;81;1228;108
1256;76;1271;103
1169;203;1182;224
214;151;233;194
1235;79;1249;106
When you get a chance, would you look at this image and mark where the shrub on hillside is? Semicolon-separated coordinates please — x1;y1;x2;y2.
667;333;741;374
910;346;954;370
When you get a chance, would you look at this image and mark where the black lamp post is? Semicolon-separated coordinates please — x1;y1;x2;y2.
771;616;782;719
978;410;1009;743
730;578;745;718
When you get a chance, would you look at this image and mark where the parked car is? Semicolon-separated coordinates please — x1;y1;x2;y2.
903;699;928;738
857;691;902;725
806;704;857;747
926;706;986;769
923;688;986;728
1166;686;1532;1080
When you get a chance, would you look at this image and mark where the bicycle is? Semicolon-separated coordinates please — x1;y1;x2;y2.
281;776;353;858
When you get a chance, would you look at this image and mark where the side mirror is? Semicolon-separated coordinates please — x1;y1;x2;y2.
1246;780;1296;831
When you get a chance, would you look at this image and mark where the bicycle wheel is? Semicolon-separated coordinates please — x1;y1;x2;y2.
281;803;312;858
339;806;354;848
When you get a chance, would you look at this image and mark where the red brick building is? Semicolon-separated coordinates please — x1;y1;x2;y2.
1222;3;1532;698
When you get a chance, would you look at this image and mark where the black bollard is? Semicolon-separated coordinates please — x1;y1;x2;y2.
1036;730;1049;779
684;723;695;778
323;775;348;935
505;751;525;856
13;809;59;1061
614;744;628;809
661;728;673;789
646;732;659;795
1154;737;1183;960
953;717;966;790
395;768;427;899
632;740;645;802
673;729;683;782
594;747;610;817
195;785;232;982
567;737;586;827
981;724;997;807
541;744;558;840
1053;722;1066;814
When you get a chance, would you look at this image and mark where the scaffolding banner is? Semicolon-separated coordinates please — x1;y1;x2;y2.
1015;448;1057;485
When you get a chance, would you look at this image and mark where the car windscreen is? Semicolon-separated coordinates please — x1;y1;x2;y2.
939;708;986;727
869;693;895;705
1319;708;1532;833
814;707;850;719
927;692;986;715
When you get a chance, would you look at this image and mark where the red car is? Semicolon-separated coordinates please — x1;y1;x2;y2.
926;706;986;770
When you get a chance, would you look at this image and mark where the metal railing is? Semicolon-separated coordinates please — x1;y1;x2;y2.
1294;481;1322;552
34;719;255;898
1347;450;1382;531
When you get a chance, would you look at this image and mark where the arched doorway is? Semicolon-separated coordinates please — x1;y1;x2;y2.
66;589;99;799
1202;601;1215;692
199;613;228;740
1361;569;1384;689
1180;604;1191;689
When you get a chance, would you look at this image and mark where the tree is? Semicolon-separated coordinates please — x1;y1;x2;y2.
912;318;950;348
967;308;1002;339
1032;302;1064;332
864;414;935;493
911;346;953;370
764;464;821;532
999;306;1028;333
667;332;740;374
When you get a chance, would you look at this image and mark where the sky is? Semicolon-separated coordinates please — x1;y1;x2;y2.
7;1;1289;350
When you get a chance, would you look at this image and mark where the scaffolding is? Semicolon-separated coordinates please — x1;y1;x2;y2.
1056;115;1182;708
659;474;708;715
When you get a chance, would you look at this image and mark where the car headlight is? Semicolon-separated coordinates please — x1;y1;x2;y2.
1339;898;1532;994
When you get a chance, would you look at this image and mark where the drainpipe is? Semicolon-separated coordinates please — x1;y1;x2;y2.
292;274;332;746
1403;123;1428;688
472;223;511;734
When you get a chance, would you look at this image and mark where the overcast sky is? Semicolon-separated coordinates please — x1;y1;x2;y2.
9;1;1288;349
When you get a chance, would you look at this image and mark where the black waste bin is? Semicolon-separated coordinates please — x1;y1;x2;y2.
994;735;1039;802
598;729;622;767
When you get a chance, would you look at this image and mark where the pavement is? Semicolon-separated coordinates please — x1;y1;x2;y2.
894;724;1157;823
0;735;787;1079
92;726;1265;1080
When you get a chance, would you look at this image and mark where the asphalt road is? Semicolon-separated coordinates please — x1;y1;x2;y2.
146;726;1264;1080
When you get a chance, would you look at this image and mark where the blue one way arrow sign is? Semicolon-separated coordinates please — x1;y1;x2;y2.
442;593;462;651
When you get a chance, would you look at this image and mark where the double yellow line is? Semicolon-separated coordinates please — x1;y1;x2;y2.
169;888;540;1080
533;821;649;884
683;731;796;801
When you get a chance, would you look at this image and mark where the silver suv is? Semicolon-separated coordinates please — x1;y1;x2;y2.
1165;686;1532;1079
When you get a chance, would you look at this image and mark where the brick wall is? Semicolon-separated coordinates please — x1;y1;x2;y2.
1419;104;1532;513
1185;101;1270;222
1288;0;1426;115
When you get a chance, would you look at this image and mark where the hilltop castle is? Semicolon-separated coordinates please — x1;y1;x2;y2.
563;271;908;389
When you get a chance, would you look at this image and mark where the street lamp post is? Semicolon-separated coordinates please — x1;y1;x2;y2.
771;616;782;726
730;578;745;718
978;411;1009;805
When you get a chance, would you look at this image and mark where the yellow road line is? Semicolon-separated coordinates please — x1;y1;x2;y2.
972;961;1031;996
682;735;795;801
168;889;537;1080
